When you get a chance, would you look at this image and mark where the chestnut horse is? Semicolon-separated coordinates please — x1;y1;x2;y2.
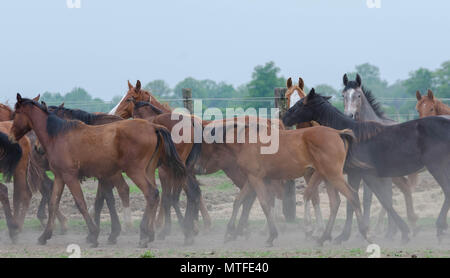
416;89;450;117
0;130;21;239
204;119;367;246
11;94;186;248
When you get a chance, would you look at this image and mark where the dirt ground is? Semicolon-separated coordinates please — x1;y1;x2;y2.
1;171;450;258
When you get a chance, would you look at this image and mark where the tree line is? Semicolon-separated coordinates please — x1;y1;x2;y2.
40;60;450;121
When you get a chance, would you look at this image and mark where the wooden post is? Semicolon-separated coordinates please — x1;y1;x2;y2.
274;87;288;119
274;87;296;222
182;88;193;114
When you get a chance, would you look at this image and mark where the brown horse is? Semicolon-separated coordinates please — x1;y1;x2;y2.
0;103;13;121
117;96;205;244
33;103;135;240
0;130;21;240
416;89;450;117
11;94;186;248
203;118;367;246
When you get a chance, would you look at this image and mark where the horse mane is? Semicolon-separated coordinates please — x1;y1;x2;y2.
361;87;386;118
0;131;22;182
46;114;81;137
313;94;385;142
134;101;164;115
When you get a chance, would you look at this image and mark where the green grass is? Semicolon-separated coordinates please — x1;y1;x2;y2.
140;250;156;258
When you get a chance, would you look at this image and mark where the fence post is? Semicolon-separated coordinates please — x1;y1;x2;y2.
274;87;296;222
182;88;193;114
274;87;288;119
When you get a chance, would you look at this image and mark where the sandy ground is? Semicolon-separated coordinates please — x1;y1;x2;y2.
0;171;449;258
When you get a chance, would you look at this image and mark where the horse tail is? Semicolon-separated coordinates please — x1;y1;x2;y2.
0;131;22;182
185;118;203;170
338;129;371;170
155;127;187;180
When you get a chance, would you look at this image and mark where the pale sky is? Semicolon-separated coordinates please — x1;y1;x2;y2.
0;0;449;102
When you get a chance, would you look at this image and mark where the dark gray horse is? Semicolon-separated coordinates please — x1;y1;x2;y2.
342;74;419;235
283;89;450;243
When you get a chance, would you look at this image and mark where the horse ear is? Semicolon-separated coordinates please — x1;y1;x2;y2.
416;91;422;101
135;80;141;92
58;102;65;108
298;77;304;90
32;94;40;101
128;80;133;90
287;77;292;88
356;74;362;87
324;96;332;101
343;74;348;86
427;89;434;100
17;93;23;103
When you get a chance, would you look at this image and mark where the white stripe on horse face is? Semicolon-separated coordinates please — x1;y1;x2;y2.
290;90;301;108
343;88;357;117
108;93;127;115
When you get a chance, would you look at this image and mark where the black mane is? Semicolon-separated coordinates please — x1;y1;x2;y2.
134;101;164;115
46;114;81;137
0;131;22;182
308;94;385;142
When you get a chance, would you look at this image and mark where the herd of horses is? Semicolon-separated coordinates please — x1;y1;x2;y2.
0;75;449;249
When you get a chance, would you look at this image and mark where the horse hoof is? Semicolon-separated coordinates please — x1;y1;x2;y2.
333;235;348;245
138;240;148;248
60;228;68;236
148;232;155;243
157;232;166;241
37;236;47;245
90;241;99;248
107;236;117;245
184;237;195;246
265;241;274;248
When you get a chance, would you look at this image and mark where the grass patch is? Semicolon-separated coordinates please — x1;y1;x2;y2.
140;250;156;258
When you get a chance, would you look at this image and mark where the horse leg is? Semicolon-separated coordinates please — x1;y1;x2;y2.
363;175;410;243
311;186;325;234
39;176;65;245
12;173;32;231
334;172;362;244
93;180;105;228
199;194;212;230
0;183;19;242
282;179;296;222
303;171;323;238
157;173;172;240
317;183;341;246
65;177;100;247
325;174;368;243
182;174;201;245
114;174;131;231
425;163;450;242
362;183;373;231
127;169;159;248
392;176;419;234
102;177;122;244
225;183;251;242
235;189;257;238
37;187;49;229
248;175;278;247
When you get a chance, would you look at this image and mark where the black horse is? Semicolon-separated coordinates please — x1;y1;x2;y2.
283;89;450;243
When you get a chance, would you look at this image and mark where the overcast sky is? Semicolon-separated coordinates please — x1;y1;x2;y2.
0;0;449;102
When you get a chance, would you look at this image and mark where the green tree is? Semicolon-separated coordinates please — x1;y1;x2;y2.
403;68;434;95
347;63;388;97
246;61;285;109
434;61;450;97
314;84;339;98
144;79;173;98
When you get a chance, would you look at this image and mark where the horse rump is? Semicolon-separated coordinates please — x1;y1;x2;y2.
0;131;22;182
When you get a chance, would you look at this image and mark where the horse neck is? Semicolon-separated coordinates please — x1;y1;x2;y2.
436;100;450;115
359;95;382;122
91;114;122;125
25;107;52;150
150;99;171;113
